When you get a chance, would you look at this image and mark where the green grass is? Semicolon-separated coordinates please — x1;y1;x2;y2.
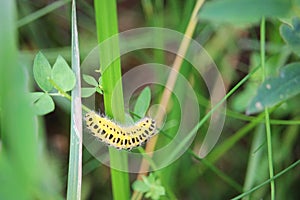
66;0;82;199
0;1;61;200
94;0;130;199
260;16;275;200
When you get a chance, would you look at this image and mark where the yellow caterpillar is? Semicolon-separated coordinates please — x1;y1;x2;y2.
84;111;156;150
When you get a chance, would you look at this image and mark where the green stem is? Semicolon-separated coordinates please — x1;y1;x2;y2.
94;0;130;199
260;16;275;200
48;78;71;100
232;159;300;200
197;92;300;125
17;0;71;27
198;65;260;134
48;78;90;112
189;150;243;192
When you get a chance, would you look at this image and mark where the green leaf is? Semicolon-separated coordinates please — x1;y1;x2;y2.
280;17;300;56
33;52;53;92
232;53;281;112
147;185;165;200
83;74;98;87
133;174;165;200
81;87;96;98
132;180;149;193
247;62;300;114
95;87;103;94
133;87;151;121
30;92;55;115
51;55;76;92
28;91;44;102
199;0;291;26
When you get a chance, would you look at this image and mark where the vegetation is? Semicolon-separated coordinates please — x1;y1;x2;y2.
0;0;299;199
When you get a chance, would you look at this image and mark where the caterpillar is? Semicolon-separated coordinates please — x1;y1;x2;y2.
84;111;157;150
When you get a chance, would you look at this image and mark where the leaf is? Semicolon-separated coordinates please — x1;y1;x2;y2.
33;52;53;92
280;17;300;56
81;87;96;98
133;87;151;121
247;62;300;114
95;87;103;94
199;0;291;26
133;174;165;200
232;54;281;112
132;180;149;193
30;92;55;115
51;55;76;92
83;74;98;87
28;91;44;102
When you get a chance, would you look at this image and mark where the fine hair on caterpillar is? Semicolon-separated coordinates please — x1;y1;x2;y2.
84;111;157;151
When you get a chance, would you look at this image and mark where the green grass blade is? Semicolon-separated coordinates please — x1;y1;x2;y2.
242;125;265;199
66;0;82;200
232;159;300;200
133;87;151;120
0;1;62;199
94;0;130;199
190;151;243;192
260;17;275;200
17;0;71;28
0;2;35;199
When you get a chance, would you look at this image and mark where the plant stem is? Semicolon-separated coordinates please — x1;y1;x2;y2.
94;0;130;199
17;0;71;27
49;78;90;112
232;159;300;200
260;16;275;200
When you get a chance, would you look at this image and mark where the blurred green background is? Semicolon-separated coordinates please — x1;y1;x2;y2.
0;0;300;199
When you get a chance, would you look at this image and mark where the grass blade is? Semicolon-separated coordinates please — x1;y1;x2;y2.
17;0;71;27
260;17;275;200
0;1;61;199
232;159;300;200
66;0;82;199
94;0;130;199
0;1;36;199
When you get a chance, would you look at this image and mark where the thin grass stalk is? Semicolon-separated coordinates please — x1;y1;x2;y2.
66;0;82;199
260;17;275;200
242;125;265;200
231;159;300;200
17;0;71;28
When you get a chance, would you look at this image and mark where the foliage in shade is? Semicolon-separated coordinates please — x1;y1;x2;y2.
83;74;99;87
52;55;76;92
0;1;62;199
31;52;76;115
133;86;151;121
33;52;53;92
132;173;165;200
247;62;300;114
199;0;291;25
2;0;300;199
81;87;96;97
280;17;300;56
81;74;101;97
30;92;55;115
